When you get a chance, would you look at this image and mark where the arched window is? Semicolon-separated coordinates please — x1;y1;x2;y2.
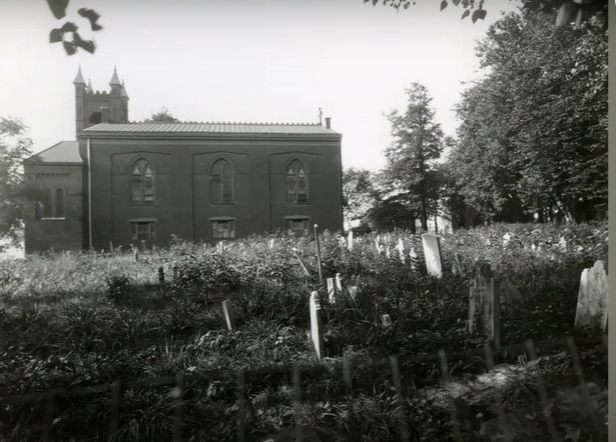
54;188;65;218
286;159;308;204
42;188;53;218
89;111;102;124
210;158;233;204
131;159;155;204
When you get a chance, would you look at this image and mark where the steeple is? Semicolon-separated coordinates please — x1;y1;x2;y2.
121;80;129;99
73;65;86;85
109;66;122;86
86;79;93;94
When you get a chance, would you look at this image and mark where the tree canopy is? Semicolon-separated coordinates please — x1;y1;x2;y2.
144;107;181;123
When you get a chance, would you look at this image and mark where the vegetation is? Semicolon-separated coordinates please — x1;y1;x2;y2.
144;107;181;123
0;222;607;441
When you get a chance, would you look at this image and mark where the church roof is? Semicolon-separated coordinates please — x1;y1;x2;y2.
73;67;86;85
109;67;122;86
83;122;340;136
27;141;82;164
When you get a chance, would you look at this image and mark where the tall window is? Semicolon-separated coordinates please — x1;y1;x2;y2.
286;160;308;204
54;188;65;218
212;220;235;239
287;218;309;237
131;159;155;204
131;222;156;244
211;159;233;204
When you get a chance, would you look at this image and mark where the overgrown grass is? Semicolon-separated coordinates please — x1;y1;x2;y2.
0;222;608;441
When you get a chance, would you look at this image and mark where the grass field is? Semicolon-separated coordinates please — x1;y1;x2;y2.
0;222;608;441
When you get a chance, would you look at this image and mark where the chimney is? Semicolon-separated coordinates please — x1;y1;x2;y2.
325;117;331;129
100;106;112;123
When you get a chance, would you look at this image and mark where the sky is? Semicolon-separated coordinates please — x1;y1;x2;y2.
1;0;521;172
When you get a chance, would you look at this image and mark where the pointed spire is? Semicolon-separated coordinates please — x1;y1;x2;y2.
121;80;129;98
109;66;121;86
86;79;93;94
73;65;86;85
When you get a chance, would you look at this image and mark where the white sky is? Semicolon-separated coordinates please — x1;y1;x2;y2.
1;0;520;172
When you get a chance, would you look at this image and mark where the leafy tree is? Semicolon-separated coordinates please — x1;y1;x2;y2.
0;118;42;251
366;0;607;27
448;11;607;223
342;167;378;223
381;83;445;231
144;107;181;123
47;0;102;56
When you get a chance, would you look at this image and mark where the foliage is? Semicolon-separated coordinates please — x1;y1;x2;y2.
342;167;378;224
47;0;102;56
0;222;607;441
144;107;181;123
0;118;42;251
381;83;445;231
447;11;607;223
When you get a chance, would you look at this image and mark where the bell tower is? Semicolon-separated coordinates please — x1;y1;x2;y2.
74;66;130;137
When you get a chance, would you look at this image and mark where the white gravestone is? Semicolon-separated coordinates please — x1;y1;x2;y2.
381;314;392;327
559;237;567;251
309;291;324;359
502;233;511;247
409;248;418;271
326;278;335;303
222;300;235;331
396;238;405;263
347;230;353;251
574;260;608;331
335;273;343;292
421;233;443;278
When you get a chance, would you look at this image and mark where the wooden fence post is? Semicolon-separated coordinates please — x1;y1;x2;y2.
314;224;323;281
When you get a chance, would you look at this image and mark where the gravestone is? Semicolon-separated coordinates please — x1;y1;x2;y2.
222;300;235;330
269;238;275;249
133;250;139;262
502;233;511;247
334;273;342;292
396;238;405;263
381;314;392;327
409;248;418;271
452;252;463;275
326;278;335;303
347;230;353;251
559;236;567;251
158;266;165;284
109;241;114;254
347;286;357;301
574;260;608;331
385;246;390;259
421;233;443;277
468;264;500;347
309;291;324;359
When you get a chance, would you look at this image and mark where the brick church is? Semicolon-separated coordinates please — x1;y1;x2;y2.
24;67;343;253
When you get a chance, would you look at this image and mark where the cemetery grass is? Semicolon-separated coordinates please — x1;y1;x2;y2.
0;222;608;442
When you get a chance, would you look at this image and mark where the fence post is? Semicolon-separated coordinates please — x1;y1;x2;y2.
313;224;323;281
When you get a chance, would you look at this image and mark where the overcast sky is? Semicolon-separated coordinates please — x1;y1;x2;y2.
1;0;520;172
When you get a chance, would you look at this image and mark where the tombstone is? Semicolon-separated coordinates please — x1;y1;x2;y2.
574;261;608;331
222;300;235;331
309;291;324;359
396;238;405;263
217;241;223;254
334;273;342;292
173;265;179;279
381;314;392;327
109;241;115;254
269;238;275;249
347;286;357;301
502;233;511;248
559;237;567;252
347;230;353;251
385;245;391;259
452;252;463;275
421;233;443;278
326;278;335;303
133;250;139;262
409;248;418;271
158;266;165;284
469;264;500;346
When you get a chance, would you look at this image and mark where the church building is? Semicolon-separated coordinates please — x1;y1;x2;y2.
24;68;343;253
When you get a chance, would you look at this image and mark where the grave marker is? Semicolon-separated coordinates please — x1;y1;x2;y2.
133;250;139;262
173;264;179;279
421;233;443;277
385;245;390;259
347;230;353;251
575;260;608;331
334;273;342;292
109;241;114;254
347;286;357;301
381;314;392;327
309;291;324;359
222;300;235;331
326;278;335;303
314;224;323;281
502;233;511;247
269;238;275;249
396;238;405;263
559;236;567;251
158;266;165;284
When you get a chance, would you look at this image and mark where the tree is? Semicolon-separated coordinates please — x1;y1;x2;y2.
381;83;445;231
47;0;103;56
448;11;607;223
144;107;181;123
342;168;378;223
0;118;42;251
366;0;607;28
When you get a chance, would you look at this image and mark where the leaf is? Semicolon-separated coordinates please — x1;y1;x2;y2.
472;9;487;23
461;9;470;20
73;32;96;54
60;22;78;33
63;41;76;56
49;28;63;44
78;8;103;31
452;0;461;5
46;0;69;20
440;0;448;11
372;0;379;5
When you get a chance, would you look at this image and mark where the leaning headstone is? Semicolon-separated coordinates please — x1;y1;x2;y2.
421;233;443;278
574;260;608;331
347;230;353;251
222;300;235;331
326;278;335;303
381;314;392;327
309;291;324;359
334;273;342;292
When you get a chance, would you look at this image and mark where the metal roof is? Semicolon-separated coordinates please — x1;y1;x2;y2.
28;141;82;164
83;122;340;136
